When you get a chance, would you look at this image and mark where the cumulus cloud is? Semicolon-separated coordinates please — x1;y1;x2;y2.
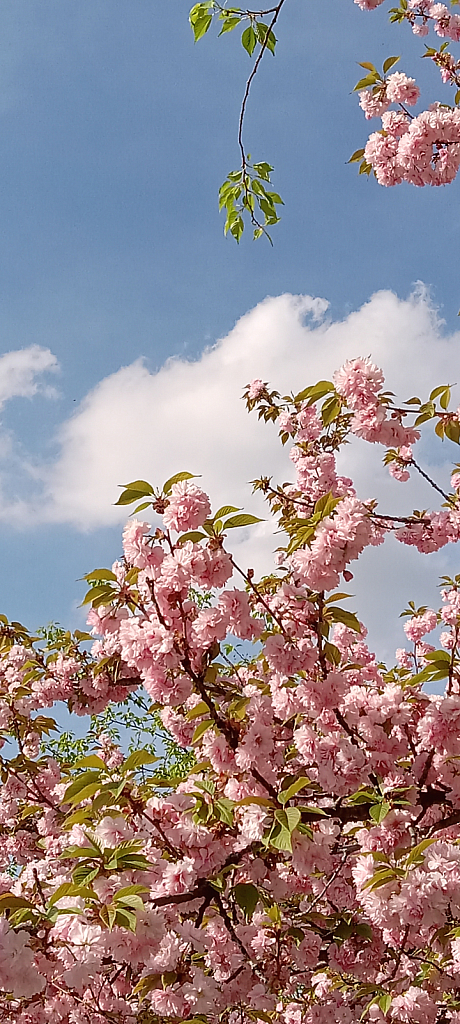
0;345;58;406
1;288;459;659
40;286;458;530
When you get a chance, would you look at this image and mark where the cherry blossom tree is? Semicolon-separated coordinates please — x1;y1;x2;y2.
2;358;460;1022
190;0;460;239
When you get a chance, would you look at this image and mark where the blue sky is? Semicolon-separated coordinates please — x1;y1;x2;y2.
0;0;459;660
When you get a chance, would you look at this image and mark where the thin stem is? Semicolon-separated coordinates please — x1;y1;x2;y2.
237;0;287;236
307;850;350;912
238;0;286;163
410;458;451;502
230;556;289;635
213;888;266;982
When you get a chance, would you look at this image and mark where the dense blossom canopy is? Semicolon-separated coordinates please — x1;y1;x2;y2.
2;359;460;1023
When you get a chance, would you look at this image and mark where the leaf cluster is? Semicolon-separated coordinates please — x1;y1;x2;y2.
219;163;283;242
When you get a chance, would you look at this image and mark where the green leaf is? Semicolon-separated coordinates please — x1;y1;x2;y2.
323;641;341;666
300;806;327;817
113;884;150;898
328;607;361;632
214;798;235;826
274;807;301;832
66;782;102;805
192;719;214;744
84;569;118;583
114;893;145;910
123;749;159;772
445;420;460;444
278;777;310;805
440;387;451;410
414;401;435;427
63;771;102;803
80;584;116;606
73;755;107;770
191;13;212;40
269;824;293;852
358;61;378;72
321;395;342;426
346;786;377;805
235;795;275;807
231;216;245;241
213;505;241;519
353;72;380;91
228;696;250;721
414;411;433;427
241;24;257;55
115;488;150;506
72;864;100;886
383;55;400;73
348;148;365;164
178;531;206;544
114;907;138;931
0;894;33;911
186;701;211;720
122;479;154;492
378;994;392;1015
430;385;449;401
163;471;198;495
233;882;260;919
133;502;152;514
48;883;97;906
62;809;92;830
223;513;263;529
132;973;163;999
294;380;334;404
405;837;438;867
369;802;391;823
254;21;276;53
219;15;241;33
362;869;397;891
423;649;450;662
252;161;273;178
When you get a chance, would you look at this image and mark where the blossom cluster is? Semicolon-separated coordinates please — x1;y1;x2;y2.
364;104;460;186
1;359;460;1024
354;0;460;187
355;0;460;40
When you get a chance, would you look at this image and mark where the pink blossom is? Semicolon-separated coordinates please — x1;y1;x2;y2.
359;89;390;120
354;0;386;8
163;481;211;533
0;918;45;997
333;358;384;409
403;609;437;642
247;379;266;400
385;72;420;106
390;987;437;1024
365;103;460;188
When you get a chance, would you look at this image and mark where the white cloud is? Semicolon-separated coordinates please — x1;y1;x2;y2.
41;286;458;532
2;289;460;660
0;345;58;407
0;345;60;527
